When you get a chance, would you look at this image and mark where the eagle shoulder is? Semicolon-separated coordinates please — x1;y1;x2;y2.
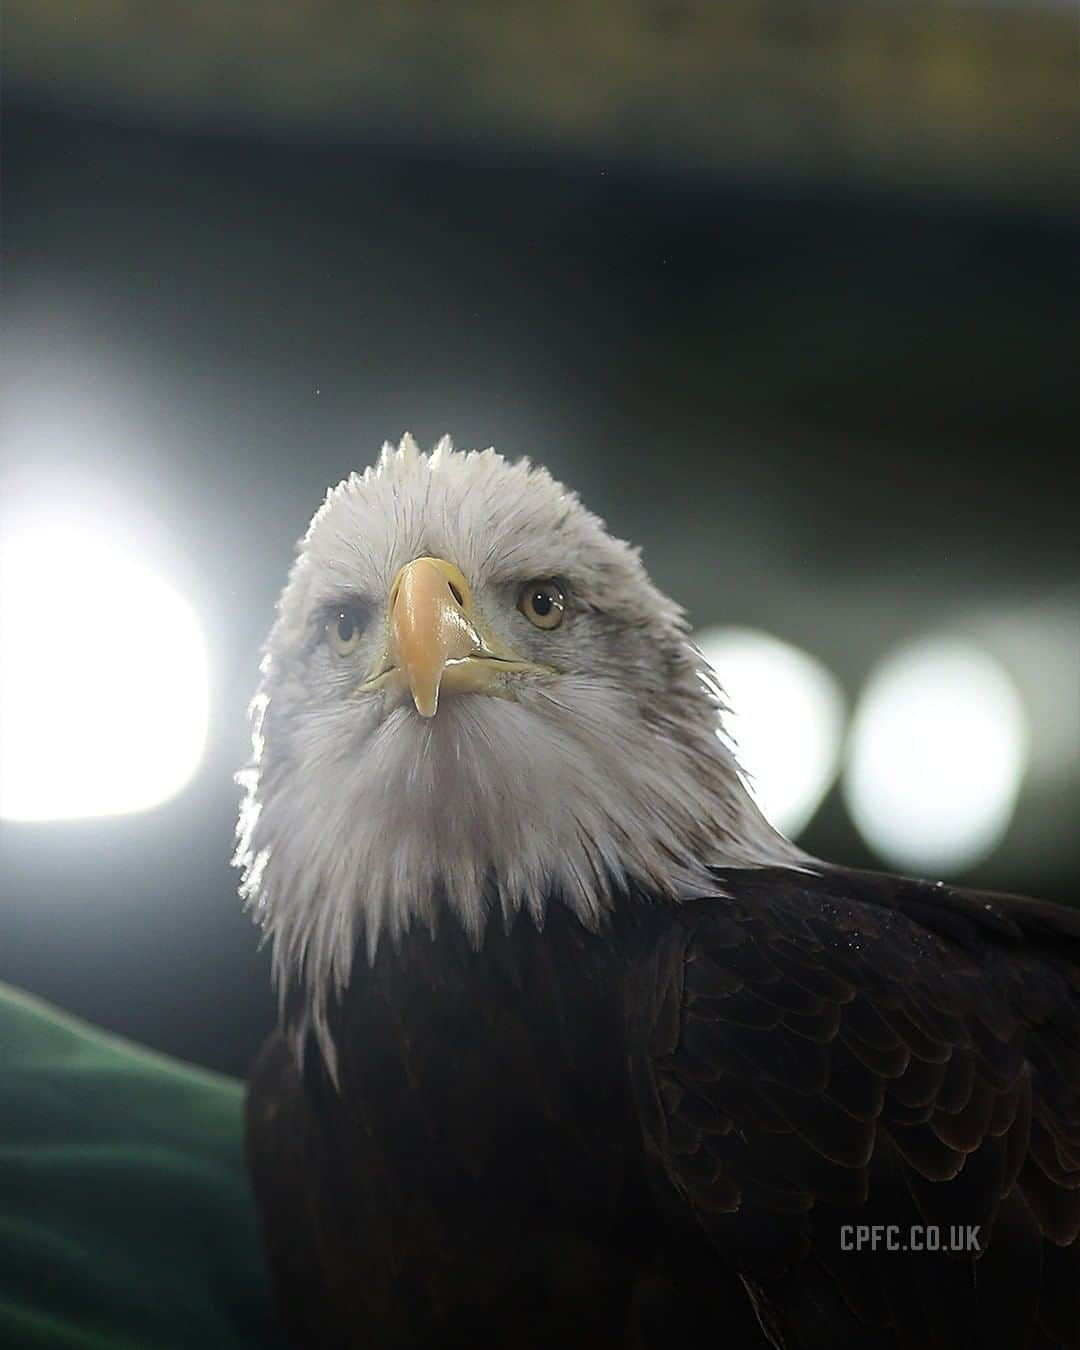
630;865;1080;1348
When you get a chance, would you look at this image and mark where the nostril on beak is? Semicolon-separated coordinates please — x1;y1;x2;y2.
447;580;464;607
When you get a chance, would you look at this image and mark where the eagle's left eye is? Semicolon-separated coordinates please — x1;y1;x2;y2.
326;606;365;656
518;580;565;630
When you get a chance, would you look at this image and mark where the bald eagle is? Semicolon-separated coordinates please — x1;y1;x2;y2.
237;436;1080;1349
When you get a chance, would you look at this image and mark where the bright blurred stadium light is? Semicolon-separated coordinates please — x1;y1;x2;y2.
844;638;1028;875
696;626;847;839
0;520;209;821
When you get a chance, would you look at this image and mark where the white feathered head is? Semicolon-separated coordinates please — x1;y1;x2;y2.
235;436;795;1044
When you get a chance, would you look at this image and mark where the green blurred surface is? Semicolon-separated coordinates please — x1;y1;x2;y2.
0;984;281;1349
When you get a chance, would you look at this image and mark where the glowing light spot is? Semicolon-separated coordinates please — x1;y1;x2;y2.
844;638;1028;873
697;627;846;838
0;521;209;821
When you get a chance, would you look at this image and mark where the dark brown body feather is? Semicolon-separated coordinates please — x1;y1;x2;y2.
247;867;1080;1348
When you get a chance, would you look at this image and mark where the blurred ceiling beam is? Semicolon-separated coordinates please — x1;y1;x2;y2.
8;0;1078;212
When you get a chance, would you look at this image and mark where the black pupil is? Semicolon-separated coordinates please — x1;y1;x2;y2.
531;590;553;617
336;612;355;642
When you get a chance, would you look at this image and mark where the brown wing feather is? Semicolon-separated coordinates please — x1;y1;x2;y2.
632;866;1080;1349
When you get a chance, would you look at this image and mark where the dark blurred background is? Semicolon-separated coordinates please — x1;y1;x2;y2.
2;2;1078;1078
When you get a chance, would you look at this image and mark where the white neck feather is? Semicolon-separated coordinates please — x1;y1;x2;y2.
236;670;803;1065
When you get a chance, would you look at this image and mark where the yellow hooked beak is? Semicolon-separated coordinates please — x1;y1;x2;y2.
358;557;548;716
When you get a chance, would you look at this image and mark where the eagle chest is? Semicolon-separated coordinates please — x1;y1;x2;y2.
297;910;659;1341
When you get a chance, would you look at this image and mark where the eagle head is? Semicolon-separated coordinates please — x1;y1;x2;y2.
235;436;796;1051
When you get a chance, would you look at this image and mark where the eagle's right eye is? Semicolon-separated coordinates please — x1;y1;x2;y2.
326;606;365;656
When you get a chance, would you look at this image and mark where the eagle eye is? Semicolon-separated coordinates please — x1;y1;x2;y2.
326;605;365;656
518;580;565;631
